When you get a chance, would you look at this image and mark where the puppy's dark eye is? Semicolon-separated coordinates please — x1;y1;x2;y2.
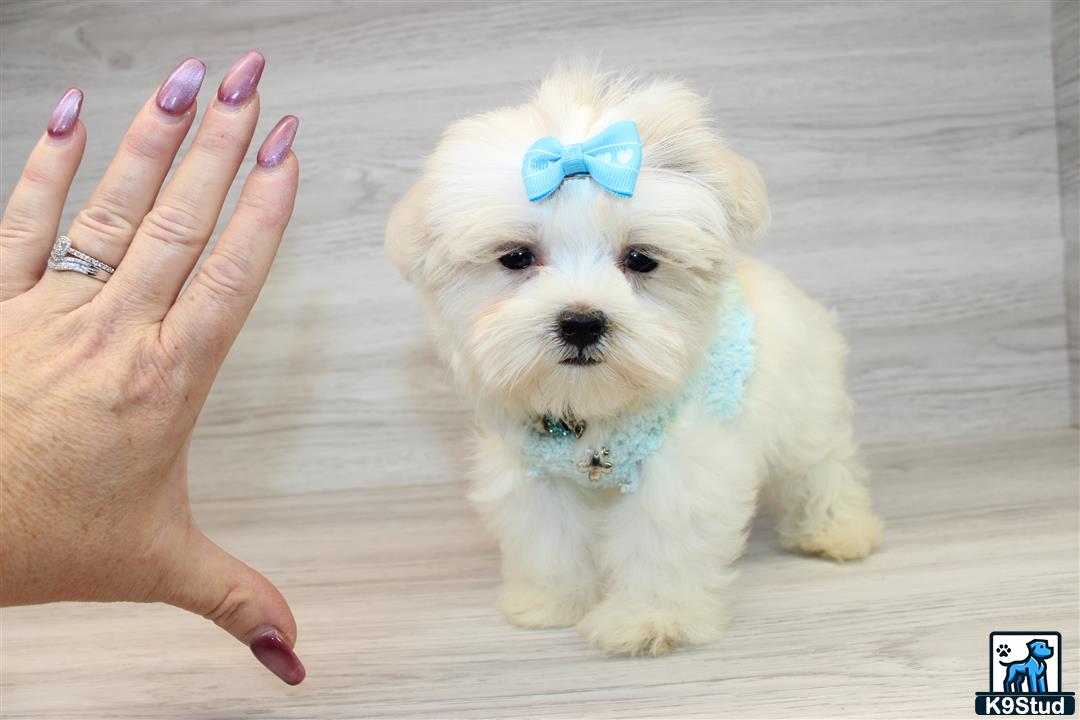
499;248;535;270
624;249;658;273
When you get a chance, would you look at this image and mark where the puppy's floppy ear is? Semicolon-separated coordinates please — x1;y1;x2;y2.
624;77;769;248
385;178;432;283
708;144;770;248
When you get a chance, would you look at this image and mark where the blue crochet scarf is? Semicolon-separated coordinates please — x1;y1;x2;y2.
521;285;756;493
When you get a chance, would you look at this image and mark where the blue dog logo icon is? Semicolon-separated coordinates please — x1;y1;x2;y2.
976;631;1075;715
1000;639;1054;694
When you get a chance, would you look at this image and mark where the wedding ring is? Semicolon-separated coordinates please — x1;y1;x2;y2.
47;236;114;282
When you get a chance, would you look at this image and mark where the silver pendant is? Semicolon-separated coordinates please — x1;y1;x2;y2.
577;447;613;483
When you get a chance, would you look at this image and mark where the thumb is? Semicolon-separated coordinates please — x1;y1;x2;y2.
165;530;306;685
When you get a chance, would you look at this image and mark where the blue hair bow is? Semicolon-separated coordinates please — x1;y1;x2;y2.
521;120;641;202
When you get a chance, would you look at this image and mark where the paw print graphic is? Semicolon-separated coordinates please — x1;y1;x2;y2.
996;643;1010;658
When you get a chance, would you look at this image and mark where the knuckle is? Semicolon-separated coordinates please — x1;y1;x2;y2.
119;344;183;412
20;158;57;188
68;321;114;363
73;203;138;245
0;215;44;251
73;318;178;405
202;583;253;632
40;316;179;416
194;250;251;303
237;191;286;232
121;125;175;163
140;203;207;250
194;126;243;158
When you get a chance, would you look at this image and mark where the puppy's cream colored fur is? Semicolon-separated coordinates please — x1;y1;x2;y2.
386;67;883;655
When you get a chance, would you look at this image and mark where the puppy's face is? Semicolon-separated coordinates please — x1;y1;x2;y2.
387;70;769;420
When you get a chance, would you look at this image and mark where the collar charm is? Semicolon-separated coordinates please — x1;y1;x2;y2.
577;447;614;484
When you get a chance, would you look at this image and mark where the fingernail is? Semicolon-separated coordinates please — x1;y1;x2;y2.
217;51;265;106
47;88;83;137
257;115;299;168
248;625;305;685
156;57;205;115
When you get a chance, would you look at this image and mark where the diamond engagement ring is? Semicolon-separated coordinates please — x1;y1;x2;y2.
47;236;115;281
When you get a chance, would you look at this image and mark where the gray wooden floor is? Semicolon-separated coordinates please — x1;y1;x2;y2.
2;1;1078;718
3;429;1077;719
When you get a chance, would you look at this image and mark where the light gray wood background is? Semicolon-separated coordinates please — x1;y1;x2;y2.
1;0;1075;499
1054;0;1079;424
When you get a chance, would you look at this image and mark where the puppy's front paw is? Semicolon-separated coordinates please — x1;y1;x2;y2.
576;602;729;656
498;581;594;629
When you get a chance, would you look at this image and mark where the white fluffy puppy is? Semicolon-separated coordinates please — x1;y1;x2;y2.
385;67;883;656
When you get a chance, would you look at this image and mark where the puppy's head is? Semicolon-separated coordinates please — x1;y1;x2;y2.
386;67;768;420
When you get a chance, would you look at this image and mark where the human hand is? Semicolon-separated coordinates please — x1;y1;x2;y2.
0;53;304;684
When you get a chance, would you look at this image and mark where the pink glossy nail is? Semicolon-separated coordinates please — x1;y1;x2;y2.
47;88;83;137
218;51;265;106
257;115;299;168
248;625;305;685
156;57;205;115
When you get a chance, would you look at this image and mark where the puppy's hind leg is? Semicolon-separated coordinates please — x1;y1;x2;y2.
769;442;883;562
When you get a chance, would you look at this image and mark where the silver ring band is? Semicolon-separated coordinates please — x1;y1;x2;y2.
47;236;114;282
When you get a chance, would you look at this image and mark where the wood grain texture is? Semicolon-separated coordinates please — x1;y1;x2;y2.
2;429;1077;719
1053;0;1080;424
0;0;1071;500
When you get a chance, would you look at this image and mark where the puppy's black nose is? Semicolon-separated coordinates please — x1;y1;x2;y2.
558;310;607;350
